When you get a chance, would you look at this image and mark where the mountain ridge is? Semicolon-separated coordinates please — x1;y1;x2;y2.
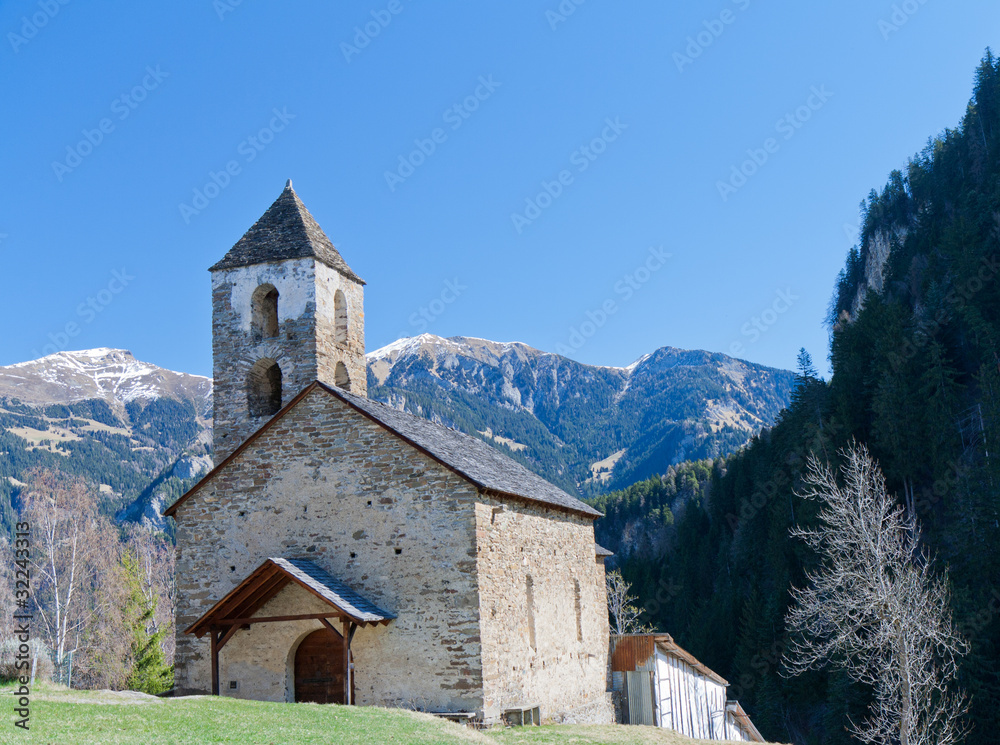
365;333;796;494
0;336;795;534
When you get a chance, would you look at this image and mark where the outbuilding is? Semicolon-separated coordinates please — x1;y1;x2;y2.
610;633;764;741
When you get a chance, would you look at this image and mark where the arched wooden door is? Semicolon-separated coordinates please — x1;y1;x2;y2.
294;629;353;704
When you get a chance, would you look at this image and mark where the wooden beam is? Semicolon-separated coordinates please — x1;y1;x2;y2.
210;630;220;696
190;565;285;637
343;618;352;706
225;571;289;619
211;612;345;627
212;565;279;618
320;617;344;641
216;624;240;653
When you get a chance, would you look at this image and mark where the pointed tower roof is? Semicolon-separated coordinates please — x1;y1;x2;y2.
210;180;364;284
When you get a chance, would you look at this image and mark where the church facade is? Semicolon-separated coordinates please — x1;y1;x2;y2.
165;182;615;723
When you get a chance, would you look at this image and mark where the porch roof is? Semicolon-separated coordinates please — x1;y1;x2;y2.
185;557;395;637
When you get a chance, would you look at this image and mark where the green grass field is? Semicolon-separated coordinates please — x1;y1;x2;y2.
0;685;782;745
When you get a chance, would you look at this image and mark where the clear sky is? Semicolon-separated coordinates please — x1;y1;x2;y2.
2;1;997;378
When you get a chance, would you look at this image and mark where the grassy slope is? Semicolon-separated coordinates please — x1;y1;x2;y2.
0;685;786;745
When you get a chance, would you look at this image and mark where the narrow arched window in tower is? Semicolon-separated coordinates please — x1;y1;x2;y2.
334;361;351;392
573;579;584;642
251;284;279;342
334;290;349;345
247;359;282;417
526;575;537;651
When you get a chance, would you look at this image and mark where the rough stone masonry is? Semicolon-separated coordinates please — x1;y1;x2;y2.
167;181;614;723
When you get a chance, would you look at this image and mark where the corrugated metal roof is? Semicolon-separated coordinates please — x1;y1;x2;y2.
611;633;729;686
611;634;656;672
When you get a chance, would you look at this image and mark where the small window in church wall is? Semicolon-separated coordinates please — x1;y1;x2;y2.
526;575;537;651
251;284;280;341
248;359;282;417
334;361;351;391
334;290;349;344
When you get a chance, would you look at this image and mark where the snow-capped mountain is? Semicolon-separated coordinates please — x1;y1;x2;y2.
0;337;795;531
0;348;211;416
0;350;213;533
366;334;797;494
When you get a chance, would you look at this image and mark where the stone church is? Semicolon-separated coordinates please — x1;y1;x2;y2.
165;181;615;723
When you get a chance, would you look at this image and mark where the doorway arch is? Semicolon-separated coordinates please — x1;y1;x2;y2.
293;629;353;704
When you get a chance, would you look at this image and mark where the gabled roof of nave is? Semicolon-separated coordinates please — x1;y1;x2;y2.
210;181;365;284
164;380;602;519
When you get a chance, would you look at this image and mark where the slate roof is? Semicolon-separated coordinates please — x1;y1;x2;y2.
185;556;394;636
331;384;602;517
595;543;614;557
271;558;395;624
210;181;364;284
165;381;602;519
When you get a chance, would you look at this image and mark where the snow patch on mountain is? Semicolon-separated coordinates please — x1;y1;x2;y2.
0;348;212;415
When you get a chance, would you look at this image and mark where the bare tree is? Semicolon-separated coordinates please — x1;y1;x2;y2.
783;444;969;745
0;535;14;641
606;569;652;635
21;470;116;678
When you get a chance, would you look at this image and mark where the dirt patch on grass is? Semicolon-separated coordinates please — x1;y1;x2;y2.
26;686;165;705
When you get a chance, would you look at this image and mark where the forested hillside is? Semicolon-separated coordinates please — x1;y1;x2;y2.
368;335;794;496
601;53;1000;744
0;349;213;538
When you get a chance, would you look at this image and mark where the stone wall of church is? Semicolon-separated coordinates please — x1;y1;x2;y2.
314;261;366;397
211;259;320;460
474;497;614;724
172;387;484;712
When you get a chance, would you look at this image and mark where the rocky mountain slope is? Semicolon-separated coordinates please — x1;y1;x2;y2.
0;337;794;534
0;349;213;534
367;334;796;495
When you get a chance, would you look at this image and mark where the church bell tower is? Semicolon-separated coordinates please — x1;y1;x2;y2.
209;180;366;460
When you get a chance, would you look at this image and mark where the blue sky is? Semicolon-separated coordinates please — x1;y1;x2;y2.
1;1;997;378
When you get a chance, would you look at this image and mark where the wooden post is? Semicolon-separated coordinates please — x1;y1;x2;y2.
210;629;220;696
342;618;352;706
